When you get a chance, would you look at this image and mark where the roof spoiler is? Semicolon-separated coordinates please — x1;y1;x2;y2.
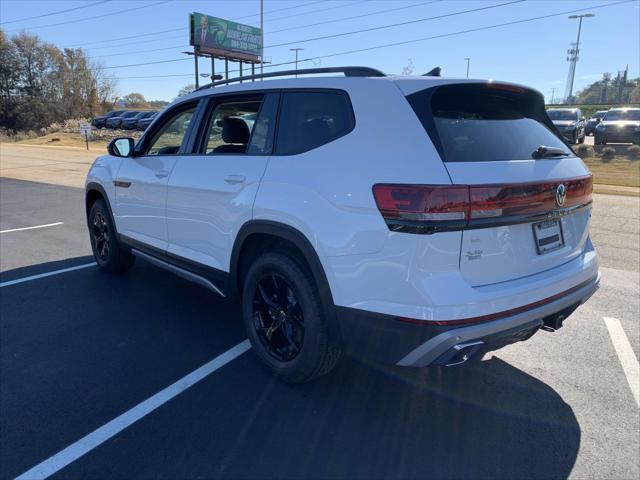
422;66;441;77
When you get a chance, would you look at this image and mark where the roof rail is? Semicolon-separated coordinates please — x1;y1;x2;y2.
196;66;386;91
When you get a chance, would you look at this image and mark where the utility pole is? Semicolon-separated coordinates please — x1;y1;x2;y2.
260;0;264;79
464;57;470;78
550;88;555;105
290;48;304;77
564;13;594;104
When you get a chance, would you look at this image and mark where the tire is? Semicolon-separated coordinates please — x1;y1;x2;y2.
88;198;135;274
242;251;342;383
578;134;585;144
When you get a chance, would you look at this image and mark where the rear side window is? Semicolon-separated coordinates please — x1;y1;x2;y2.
408;84;570;162
275;91;354;155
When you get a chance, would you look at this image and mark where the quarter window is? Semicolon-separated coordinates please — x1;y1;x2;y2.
275;91;354;155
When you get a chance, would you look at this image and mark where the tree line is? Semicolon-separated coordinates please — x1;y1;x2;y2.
0;30;120;132
574;72;640;105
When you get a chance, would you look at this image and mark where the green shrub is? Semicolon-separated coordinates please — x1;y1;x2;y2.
575;144;591;158
601;146;616;158
627;145;640;159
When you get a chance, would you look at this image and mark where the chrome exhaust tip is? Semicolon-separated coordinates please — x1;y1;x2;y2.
433;341;485;367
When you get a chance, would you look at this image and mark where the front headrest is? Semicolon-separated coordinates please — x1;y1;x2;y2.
221;117;250;144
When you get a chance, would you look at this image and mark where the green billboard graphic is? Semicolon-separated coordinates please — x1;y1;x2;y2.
190;12;262;62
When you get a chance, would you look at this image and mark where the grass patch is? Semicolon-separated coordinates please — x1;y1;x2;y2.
583;156;640;188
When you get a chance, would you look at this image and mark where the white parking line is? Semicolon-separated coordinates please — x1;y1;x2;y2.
0;263;96;288
0;221;64;234
15;339;251;480
604;316;640;407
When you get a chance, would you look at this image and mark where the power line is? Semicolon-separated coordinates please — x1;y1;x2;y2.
86;34;184;51
291;0;633;66
261;0;367;23
99;0;523;70
7;1;171;32
232;0;328;21
0;1;110;25
92;44;188;59
88;0;438;58
64;0;334;48
265;0;525;49
269;0;441;35
114;0;631;80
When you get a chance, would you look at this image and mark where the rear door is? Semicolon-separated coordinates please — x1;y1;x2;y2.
406;82;592;286
165;92;279;272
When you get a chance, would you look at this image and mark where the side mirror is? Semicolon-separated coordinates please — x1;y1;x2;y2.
108;137;135;157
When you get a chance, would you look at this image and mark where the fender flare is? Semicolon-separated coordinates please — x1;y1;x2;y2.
85;182;116;232
230;220;342;340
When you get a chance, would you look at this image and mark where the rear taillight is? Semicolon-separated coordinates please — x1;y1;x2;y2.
373;175;592;234
372;185;469;233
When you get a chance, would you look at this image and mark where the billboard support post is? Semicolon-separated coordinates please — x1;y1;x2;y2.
251;63;255;81
194;49;199;88
240;62;243;83
225;58;229;80
211;57;215;88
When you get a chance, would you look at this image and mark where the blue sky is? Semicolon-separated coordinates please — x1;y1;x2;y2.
1;0;638;101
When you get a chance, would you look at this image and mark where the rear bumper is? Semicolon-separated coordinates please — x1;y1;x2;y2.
336;273;599;367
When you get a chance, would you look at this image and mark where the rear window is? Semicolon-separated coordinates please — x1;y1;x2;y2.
408;84;570;163
275;91;354;155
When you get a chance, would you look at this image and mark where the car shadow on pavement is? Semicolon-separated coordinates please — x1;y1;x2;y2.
206;352;581;480
1;256;581;480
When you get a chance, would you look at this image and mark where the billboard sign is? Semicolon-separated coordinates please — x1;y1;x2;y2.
190;12;262;62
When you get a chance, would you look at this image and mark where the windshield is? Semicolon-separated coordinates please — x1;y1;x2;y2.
547;110;577;121
604;110;640;121
592;111;607;119
410;84;570;162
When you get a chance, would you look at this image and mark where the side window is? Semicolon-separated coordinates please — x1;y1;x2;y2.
203;99;261;154
146;107;196;156
275;91;354;155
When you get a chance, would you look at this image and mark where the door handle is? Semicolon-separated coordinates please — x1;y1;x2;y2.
224;174;246;185
155;170;170;179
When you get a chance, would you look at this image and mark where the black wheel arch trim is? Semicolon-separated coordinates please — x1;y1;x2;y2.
85;182;117;232
230;220;342;340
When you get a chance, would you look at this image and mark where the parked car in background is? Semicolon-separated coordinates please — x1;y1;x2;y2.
585;110;608;135
121;111;155;130
106;111;139;129
594;107;640;145
85;67;598;383
91;110;125;129
136;112;158;131
547;108;586;144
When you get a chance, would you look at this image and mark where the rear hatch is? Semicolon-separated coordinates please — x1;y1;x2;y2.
405;82;593;286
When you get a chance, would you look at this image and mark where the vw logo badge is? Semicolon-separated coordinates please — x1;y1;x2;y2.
555;184;567;207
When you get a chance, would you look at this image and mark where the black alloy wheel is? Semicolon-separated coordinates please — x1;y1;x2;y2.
92;211;110;261
252;273;304;362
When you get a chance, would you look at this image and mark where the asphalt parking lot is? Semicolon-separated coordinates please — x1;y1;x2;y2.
1;176;638;480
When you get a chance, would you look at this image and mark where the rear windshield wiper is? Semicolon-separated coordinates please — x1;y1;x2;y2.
532;146;570;159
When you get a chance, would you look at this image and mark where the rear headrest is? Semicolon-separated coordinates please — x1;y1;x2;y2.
221;117;250;144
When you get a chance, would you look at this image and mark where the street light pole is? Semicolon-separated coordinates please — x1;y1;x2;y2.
551;88;555;104
565;13;594;104
464;57;470;78
290;48;304;77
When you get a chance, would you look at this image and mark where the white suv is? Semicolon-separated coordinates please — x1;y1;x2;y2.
85;67;599;382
